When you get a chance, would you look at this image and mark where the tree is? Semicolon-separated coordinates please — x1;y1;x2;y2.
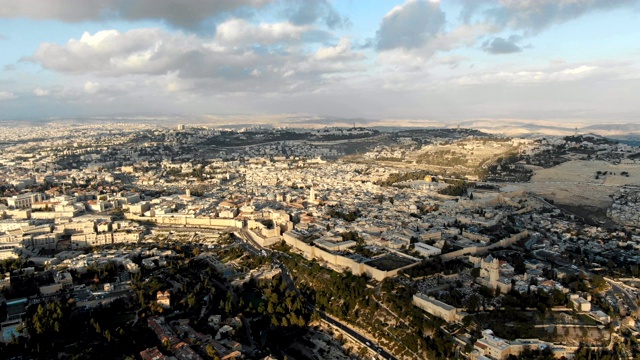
225;298;234;314
162;339;171;351
206;344;220;359
591;274;606;291
465;294;481;313
188;293;197;308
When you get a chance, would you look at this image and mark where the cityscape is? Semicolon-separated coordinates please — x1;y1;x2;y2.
1;1;640;360
0;122;639;359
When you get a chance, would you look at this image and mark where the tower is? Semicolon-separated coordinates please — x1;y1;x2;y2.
489;257;499;283
481;254;500;283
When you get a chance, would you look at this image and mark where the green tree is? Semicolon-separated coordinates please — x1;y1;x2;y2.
465;294;481;313
591;274;606;291
205;344;220;359
187;293;197;308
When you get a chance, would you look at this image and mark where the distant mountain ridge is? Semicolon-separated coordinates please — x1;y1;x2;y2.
582;123;640;132
2;116;639;141
448;120;640;139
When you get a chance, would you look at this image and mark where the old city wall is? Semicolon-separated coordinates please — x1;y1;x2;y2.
441;230;529;261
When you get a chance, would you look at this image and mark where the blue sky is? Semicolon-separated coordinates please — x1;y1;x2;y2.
0;0;639;124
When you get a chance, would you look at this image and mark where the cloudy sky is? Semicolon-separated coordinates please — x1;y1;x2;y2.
1;0;639;124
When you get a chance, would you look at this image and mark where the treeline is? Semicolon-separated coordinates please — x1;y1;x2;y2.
401;258;467;278
1;296;146;358
438;179;468;196
280;252;455;358
250;274;310;328
564;135;616;145
376;170;436;187
327;208;361;222
0;258;25;274
416;150;471;167
572;344;631;360
381;279;454;359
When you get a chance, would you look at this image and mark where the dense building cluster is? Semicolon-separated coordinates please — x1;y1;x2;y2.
1;123;640;359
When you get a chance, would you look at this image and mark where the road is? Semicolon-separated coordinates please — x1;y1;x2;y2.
605;278;640;315
76;288;132;308
319;311;395;360
232;230;263;257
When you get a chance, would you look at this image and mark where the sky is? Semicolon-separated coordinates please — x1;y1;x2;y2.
0;0;639;124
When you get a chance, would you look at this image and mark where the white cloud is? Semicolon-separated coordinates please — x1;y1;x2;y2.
26;25;365;96
79;30;120;48
376;0;446;51
372;2;495;66
158;71;193;93
33;87;50;96
456;65;599;85
84;81;100;94
29;28;210;76
214;19;313;45
28;25;330;78
0;91;16;100
374;23;490;70
314;38;360;61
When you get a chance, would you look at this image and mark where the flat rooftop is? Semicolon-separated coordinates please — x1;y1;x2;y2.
365;254;415;271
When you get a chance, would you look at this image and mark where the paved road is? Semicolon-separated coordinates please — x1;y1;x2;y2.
77;289;131;308
232;231;262;256
319;310;396;360
606;278;640;314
